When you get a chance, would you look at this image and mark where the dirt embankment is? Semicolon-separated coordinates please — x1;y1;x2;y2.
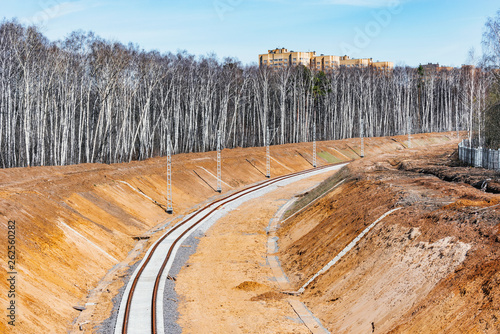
0;132;455;334
278;143;500;333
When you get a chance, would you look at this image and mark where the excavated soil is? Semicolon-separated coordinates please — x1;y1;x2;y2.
278;143;500;333
0;133;453;334
175;171;338;334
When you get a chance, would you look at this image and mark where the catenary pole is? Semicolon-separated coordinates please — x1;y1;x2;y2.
266;127;271;178
217;130;222;192
313;124;317;167
166;135;173;214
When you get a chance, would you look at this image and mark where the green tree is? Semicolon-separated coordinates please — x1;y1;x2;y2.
484;104;500;148
482;9;500;148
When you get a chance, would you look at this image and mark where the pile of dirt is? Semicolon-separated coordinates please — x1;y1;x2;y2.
235;281;267;291
397;149;500;193
278;143;500;333
250;291;285;302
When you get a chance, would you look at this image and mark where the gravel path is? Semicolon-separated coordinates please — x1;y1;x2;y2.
97;230;203;334
162;230;203;334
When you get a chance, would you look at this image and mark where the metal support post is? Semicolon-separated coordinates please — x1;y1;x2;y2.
313;124;317;168
166;135;173;214
216;130;222;192
266;127;271;178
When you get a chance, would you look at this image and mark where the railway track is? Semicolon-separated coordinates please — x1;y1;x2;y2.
114;163;347;334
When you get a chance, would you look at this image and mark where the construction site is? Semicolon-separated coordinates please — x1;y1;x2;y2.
0;132;499;333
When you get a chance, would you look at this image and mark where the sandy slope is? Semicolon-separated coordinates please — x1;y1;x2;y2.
0;133;455;333
278;144;500;333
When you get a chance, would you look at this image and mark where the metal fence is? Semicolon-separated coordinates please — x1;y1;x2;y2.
458;139;500;171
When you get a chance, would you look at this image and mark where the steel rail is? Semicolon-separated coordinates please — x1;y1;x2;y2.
119;163;345;334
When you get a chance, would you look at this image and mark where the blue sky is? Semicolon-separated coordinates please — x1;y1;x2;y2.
1;0;499;67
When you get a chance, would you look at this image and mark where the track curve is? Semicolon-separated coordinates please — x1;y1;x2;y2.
114;163;348;334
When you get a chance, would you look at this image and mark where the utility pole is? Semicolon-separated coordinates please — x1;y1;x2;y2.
166;135;173;214
313;124;317;168
266;126;271;178
216;130;222;193
360;113;365;158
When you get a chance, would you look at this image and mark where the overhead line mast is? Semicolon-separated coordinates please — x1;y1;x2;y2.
266;127;271;178
217;130;222;192
166;135;173;214
313;124;317;168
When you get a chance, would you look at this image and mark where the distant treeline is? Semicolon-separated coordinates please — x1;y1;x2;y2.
0;20;489;168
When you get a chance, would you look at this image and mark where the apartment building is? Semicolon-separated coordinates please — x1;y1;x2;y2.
339;55;394;70
312;54;341;71
259;48;315;68
371;61;394;70
259;48;394;70
421;63;454;73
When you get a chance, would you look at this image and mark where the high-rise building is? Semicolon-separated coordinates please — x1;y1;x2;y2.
258;48;394;70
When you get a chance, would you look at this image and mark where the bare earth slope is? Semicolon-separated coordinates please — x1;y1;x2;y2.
278;143;500;333
0;134;454;333
0;133;455;333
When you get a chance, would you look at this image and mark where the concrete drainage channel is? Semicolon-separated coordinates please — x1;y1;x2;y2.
266;197;331;334
266;182;404;334
294;207;403;295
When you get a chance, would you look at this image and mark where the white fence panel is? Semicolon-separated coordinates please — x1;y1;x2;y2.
458;140;500;171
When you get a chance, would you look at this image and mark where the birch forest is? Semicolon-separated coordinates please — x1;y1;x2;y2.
0;21;490;168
